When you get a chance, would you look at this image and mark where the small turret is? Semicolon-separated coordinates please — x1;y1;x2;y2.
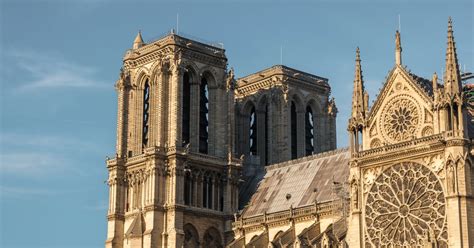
133;31;144;49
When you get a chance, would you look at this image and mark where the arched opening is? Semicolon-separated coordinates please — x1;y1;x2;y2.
183;224;200;248
199;77;209;153
202;227;223;248
142;79;150;147
249;106;257;156
202;175;213;209
291;101;297;159
184;172;193;205
305;106;314;156
182;72;191;146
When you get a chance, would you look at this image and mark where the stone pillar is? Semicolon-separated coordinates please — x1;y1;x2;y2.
445;144;473;247
169;65;183;148
105;162;126;248
115;79;130;158
346;165;363;248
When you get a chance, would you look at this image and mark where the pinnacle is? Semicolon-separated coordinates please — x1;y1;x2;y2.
133;30;145;49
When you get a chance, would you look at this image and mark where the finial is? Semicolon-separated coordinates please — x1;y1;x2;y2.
448;16;453;31
395;30;402;65
133;30;144;49
356;47;361;62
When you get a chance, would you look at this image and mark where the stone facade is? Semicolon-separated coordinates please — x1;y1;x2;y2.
346;18;474;247
106;32;241;248
106;18;473;248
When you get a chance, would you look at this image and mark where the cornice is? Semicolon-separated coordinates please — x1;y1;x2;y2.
123;34;227;70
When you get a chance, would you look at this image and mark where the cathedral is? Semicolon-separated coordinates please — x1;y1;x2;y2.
105;18;474;247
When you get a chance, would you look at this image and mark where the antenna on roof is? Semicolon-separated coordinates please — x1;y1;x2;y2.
176;13;179;34
280;45;283;65
398;14;401;32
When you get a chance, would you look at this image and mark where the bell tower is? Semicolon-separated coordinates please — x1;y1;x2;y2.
105;31;241;248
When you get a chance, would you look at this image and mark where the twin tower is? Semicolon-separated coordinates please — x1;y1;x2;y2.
105;32;336;247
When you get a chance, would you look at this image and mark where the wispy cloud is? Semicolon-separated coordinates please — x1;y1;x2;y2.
6;49;108;91
0;185;57;198
85;200;108;211
0;133;101;177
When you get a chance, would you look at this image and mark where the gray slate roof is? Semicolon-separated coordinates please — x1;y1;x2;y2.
242;148;350;217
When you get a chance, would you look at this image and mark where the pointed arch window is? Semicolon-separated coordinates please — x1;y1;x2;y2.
291;101;297;159
249;106;257;156
199;77;209;154
142;80;150;147
182;72;191;146
305;106;314;156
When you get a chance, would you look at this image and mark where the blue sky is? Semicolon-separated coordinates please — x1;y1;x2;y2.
0;0;472;247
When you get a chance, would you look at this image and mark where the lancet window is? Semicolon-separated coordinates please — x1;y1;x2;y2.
305;106;314;156
182;72;191;146
142;80;150;147
199;77;209;153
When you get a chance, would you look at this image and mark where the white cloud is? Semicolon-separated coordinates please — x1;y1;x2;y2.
7;49;108;91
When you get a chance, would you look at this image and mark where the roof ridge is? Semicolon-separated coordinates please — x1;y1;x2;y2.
265;147;349;171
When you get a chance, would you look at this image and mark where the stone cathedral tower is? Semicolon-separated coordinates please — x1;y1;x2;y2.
346;18;474;247
105;31;241;248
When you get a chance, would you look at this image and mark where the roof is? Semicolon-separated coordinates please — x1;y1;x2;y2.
236;65;329;89
408;71;434;97
241;148;350;217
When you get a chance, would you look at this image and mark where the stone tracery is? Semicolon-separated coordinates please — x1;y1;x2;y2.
365;162;445;246
381;97;420;143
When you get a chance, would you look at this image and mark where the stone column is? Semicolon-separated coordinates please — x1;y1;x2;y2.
169;64;183;148
105;162;126;248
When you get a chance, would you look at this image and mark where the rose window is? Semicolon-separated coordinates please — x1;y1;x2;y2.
381;97;419;142
365;162;446;247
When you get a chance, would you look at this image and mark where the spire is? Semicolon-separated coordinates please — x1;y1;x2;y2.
351;47;366;119
133;30;144;49
444;17;462;94
395;30;402;65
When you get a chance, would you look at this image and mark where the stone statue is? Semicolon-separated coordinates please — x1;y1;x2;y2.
447;164;455;193
352;180;359;209
226;67;235;90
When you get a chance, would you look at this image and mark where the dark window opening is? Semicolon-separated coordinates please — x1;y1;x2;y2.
182;72;191;146
249;107;257;155
184;173;193;205
142;80;150;147
207;179;213;209
291;101;297;159
219;183;224;211
199;77;209;153
305;106;314;156
202;177;213;209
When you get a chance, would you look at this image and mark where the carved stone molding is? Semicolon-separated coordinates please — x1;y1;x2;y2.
380;96;420;143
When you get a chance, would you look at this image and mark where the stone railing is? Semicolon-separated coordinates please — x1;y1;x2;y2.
354;133;444;159
232;201;341;229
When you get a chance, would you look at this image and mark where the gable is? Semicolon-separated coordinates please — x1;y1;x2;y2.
366;66;435;146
